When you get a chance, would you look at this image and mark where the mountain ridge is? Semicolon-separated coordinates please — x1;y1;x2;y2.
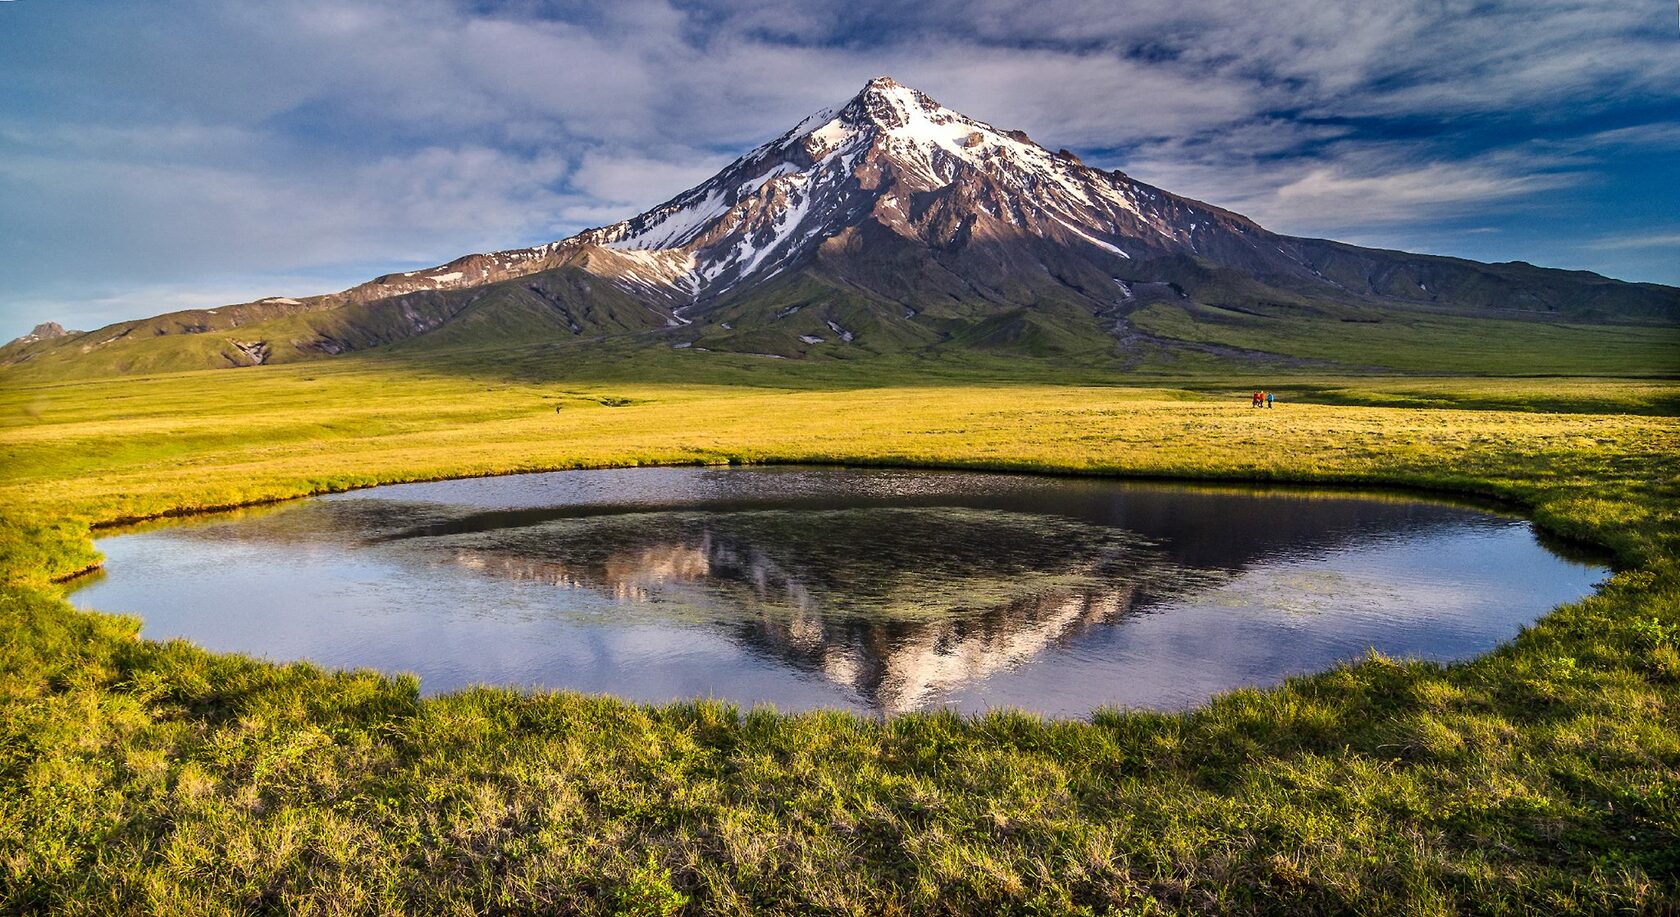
6;77;1677;377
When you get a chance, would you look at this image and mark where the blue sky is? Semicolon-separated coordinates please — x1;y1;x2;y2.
2;0;1677;338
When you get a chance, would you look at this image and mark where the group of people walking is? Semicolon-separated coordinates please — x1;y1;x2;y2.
1252;390;1275;409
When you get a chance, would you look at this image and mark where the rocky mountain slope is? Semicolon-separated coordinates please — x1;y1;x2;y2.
6;78;1676;377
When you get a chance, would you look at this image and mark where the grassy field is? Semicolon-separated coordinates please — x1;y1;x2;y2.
3;353;1679;914
1128;303;1680;377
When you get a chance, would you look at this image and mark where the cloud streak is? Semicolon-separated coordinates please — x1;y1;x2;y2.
1587;233;1680;251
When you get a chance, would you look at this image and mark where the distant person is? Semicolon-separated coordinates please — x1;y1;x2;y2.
1266;391;1275;409
1252;391;1262;408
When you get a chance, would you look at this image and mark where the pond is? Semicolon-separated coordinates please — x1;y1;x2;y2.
69;466;1607;716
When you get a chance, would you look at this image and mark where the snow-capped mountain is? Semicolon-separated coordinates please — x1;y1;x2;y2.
7;78;1676;374
326;76;1196;309
574;76;1178;298
320;77;1676;325
407;77;1282;308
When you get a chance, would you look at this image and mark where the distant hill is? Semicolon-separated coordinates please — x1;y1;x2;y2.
6;77;1677;379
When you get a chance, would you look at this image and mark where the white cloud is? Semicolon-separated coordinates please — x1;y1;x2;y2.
569;150;736;212
1265;161;1577;226
0;142;584;293
1586;233;1680;251
1115;140;1584;240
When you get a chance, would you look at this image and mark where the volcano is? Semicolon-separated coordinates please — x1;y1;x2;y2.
7;77;1676;376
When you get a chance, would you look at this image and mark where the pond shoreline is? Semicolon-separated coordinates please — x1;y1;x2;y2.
81;454;1543;532
70;464;1607;716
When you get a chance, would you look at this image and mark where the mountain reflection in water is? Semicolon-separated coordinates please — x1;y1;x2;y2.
429;508;1212;713
70;467;1607;716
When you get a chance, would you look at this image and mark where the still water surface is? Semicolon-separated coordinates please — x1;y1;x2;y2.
71;467;1606;716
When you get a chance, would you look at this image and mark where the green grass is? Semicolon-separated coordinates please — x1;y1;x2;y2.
3;355;1679;914
1130;302;1680;376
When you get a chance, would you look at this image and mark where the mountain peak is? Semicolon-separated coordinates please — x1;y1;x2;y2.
840;77;956;133
559;77;1153;296
7;321;76;348
851;76;932;109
